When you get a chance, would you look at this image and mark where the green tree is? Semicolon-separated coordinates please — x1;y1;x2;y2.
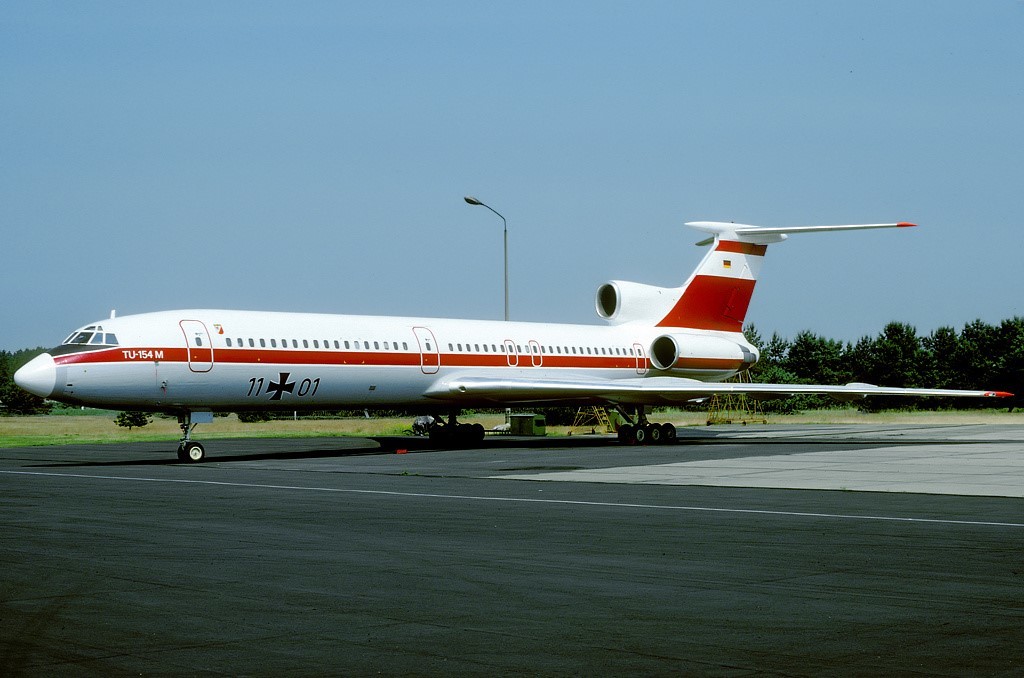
920;325;961;410
784;330;852;385
778;330;852;410
922;326;959;387
952;319;1000;394
744;326;803;412
114;411;151;430
994;317;1024;411
847;322;926;411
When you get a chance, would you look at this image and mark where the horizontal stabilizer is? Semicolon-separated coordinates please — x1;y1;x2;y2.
687;221;916;246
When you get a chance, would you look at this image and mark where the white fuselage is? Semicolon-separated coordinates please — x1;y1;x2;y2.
37;309;755;412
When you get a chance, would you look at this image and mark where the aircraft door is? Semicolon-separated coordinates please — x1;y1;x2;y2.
528;340;543;367
633;342;648;375
412;327;440;374
180;320;214;373
504;339;518;367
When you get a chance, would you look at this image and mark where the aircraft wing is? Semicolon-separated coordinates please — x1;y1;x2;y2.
424;375;1012;406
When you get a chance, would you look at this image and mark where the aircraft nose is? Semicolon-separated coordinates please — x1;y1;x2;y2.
14;353;57;399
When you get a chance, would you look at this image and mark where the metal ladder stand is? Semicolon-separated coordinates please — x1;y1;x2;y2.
570;406;614;435
705;370;768;425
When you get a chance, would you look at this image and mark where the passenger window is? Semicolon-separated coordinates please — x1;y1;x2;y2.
344;341;350;349
313;340;320;348
403;342;409;350
364;341;370;350
303;340;309;348
259;339;266;347
195;337;204;347
248;339;255;347
226;338;233;347
271;339;277;348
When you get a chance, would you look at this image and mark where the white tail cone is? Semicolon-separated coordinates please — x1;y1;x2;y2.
14;353;57;398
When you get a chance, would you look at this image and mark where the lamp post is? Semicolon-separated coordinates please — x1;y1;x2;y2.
464;195;509;321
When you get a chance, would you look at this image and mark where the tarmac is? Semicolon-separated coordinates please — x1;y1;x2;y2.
1;423;1022;675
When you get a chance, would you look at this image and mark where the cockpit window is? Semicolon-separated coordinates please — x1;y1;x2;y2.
62;326;119;347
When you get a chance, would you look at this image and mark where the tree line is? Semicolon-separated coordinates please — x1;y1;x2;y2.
743;318;1023;412
2;317;1021;416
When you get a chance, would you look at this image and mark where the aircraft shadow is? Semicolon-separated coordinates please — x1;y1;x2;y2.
22;430;890;469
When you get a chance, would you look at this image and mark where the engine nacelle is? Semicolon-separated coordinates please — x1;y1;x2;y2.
649;332;759;372
596;281;678;325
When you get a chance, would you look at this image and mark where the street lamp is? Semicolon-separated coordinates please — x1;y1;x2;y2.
464;195;509;321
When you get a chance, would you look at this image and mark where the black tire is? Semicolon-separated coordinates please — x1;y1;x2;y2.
648;425;662;444
181;441;206;463
428;424;447;444
634;426;648;445
661;423;677;443
617;424;635;445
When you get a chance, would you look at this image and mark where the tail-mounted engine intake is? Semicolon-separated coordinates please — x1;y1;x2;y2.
596;281;678;325
649;332;759;371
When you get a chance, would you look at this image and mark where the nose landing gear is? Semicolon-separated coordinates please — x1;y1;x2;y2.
175;411;210;462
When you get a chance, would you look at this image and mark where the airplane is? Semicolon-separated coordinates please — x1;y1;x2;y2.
15;220;1011;462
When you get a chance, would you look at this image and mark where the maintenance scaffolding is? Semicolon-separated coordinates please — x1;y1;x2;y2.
569;406;615;435
705;370;768;425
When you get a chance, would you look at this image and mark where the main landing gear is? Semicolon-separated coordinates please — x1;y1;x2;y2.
176;411;207;463
615;405;677;446
427;411;485;447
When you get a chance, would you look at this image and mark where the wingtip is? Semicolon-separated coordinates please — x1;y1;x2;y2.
897;222;917;228
986;391;1015;398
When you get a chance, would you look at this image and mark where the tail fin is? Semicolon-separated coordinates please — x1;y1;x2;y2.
656;221;916;331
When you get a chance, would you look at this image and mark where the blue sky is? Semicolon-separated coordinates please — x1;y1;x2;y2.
3;1;1022;350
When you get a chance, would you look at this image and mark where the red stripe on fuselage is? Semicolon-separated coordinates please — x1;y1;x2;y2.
54;347;187;365
52;346;653;370
50;346;751;377
716;241;767;256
